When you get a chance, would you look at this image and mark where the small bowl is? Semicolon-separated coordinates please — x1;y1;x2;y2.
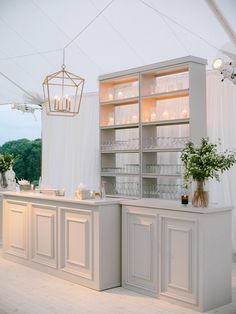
19;184;32;191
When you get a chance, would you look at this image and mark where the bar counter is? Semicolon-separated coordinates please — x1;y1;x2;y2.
2;191;121;291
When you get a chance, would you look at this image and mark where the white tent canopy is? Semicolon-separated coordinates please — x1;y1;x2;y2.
0;0;235;105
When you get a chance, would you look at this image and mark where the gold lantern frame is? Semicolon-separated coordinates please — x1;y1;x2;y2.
41;0;116;116
43;64;85;117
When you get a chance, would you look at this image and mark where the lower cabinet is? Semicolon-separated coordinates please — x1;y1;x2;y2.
122;203;232;312
3;197;121;291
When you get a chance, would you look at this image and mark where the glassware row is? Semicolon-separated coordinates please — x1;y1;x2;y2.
144;164;183;175
101;138;139;151
143;183;182;200
108;182;140;197
101;164;183;176
102;164;139;174
101;137;189;151
142;136;189;149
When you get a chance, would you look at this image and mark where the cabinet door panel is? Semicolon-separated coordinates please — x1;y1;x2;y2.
31;204;57;268
5;200;28;259
60;207;92;280
126;211;158;292
66;218;89;267
161;216;197;304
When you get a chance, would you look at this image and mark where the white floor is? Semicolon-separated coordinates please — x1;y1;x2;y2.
0;253;235;314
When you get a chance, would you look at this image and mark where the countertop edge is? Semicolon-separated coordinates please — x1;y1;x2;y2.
1;191;121;206
120;199;233;214
1;192;233;213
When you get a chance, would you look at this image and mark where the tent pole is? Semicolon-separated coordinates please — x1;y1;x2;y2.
206;0;236;48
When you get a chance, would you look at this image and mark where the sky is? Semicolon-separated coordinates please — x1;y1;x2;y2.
0;105;41;145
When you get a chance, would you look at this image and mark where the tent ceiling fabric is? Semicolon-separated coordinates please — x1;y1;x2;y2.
0;0;235;105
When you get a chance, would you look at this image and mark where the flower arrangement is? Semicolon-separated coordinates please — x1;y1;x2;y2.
0;153;16;188
180;138;236;207
0;153;16;173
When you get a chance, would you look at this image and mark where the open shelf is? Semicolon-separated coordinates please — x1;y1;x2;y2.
100;96;139;106
142;118;189;127
100;74;139;103
101;150;139;154
142;89;189;101
100;123;139;130
101;173;139;177
99;56;207;199
142;148;184;153
142;174;182;178
100;102;139;127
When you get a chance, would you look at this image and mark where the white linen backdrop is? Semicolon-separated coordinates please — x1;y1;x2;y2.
42;72;236;257
206;70;236;260
42;92;100;197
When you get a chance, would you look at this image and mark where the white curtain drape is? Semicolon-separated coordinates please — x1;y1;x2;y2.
42;92;100;197
206;70;236;259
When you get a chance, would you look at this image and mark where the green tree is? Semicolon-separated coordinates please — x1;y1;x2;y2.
0;138;41;184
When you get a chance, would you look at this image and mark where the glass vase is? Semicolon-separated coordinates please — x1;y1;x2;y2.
0;172;8;189
192;180;208;207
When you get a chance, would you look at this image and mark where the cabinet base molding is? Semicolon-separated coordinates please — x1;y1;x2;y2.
3;252;121;291
160;294;232;313
122;283;158;298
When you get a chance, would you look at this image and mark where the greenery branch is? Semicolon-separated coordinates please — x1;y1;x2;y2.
0;153;17;173
180;138;236;189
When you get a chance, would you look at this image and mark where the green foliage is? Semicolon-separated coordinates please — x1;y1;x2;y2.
0;138;41;184
181;138;236;189
0;153;16;172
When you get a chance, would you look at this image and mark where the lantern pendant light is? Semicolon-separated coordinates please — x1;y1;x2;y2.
43;49;85;116
42;0;117;116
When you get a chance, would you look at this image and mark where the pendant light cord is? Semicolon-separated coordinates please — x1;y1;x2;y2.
0;71;36;99
139;0;223;53
62;0;115;64
0;0;115;101
63;0;114;50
